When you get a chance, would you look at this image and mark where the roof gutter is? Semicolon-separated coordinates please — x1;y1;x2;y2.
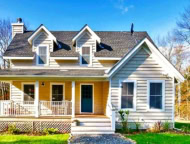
3;56;34;60
0;75;108;81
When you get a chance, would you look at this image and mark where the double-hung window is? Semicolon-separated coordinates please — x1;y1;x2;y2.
148;80;165;111
120;80;136;110
37;46;48;65
81;46;91;65
51;84;64;101
23;84;35;104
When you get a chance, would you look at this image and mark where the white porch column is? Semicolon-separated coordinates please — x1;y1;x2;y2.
35;81;39;117
72;81;75;118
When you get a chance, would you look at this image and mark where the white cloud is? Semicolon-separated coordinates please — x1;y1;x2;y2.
114;0;134;14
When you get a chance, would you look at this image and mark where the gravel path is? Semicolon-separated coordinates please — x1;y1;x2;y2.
69;134;134;144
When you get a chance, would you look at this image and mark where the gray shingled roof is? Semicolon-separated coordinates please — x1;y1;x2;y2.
4;31;154;57
0;69;106;77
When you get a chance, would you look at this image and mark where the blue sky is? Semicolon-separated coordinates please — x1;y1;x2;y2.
0;0;189;39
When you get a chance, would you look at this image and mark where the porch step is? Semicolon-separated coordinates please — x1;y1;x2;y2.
71;117;114;134
72;126;111;131
71;130;115;134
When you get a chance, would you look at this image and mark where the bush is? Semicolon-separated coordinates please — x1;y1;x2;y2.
118;110;130;133
7;124;20;134
163;121;170;131
43;128;59;135
150;121;163;132
181;125;190;133
134;120;141;132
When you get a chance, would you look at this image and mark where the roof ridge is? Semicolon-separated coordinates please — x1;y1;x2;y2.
25;30;148;33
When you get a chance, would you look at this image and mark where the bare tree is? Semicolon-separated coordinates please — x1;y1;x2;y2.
175;5;190;45
157;32;176;62
156;32;188;72
0;18;12;68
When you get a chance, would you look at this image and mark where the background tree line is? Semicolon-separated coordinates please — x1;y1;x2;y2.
157;6;190;120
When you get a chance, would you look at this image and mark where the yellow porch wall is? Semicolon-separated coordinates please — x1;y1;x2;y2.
11;81;109;115
12;81;72;101
75;81;109;115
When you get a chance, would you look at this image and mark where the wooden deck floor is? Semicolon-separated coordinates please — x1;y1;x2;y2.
0;116;72;121
75;115;108;118
0;115;108;121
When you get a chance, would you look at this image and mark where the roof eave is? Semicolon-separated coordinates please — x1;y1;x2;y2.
28;25;58;45
72;24;101;44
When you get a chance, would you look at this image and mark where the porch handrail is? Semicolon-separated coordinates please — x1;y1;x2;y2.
107;102;115;131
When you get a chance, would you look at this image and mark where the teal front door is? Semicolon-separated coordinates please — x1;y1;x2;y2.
81;85;93;113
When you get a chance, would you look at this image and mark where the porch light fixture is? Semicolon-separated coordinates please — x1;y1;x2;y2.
41;82;45;86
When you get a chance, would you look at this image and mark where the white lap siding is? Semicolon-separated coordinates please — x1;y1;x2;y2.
10;82;22;101
111;47;174;128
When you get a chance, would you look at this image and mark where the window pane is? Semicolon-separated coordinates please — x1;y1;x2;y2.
122;83;128;96
81;47;90;65
82;47;90;55
150;96;162;109
121;96;133;109
82;56;90;64
24;85;34;102
128;83;134;95
38;46;47;64
121;82;134;109
52;85;63;101
150;83;162;95
122;82;134;96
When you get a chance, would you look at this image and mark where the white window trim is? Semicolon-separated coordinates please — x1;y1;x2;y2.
36;44;49;66
22;82;35;105
80;83;94;114
119;79;137;111
50;83;65;101
79;45;92;66
147;80;165;112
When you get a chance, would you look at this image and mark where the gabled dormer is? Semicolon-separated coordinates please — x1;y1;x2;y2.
72;24;101;66
28;24;58;66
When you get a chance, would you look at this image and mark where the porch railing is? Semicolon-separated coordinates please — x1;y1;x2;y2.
0;100;72;117
0;100;35;116
40;101;72;116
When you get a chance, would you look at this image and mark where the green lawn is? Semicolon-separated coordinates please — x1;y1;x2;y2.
0;134;69;144
126;132;190;144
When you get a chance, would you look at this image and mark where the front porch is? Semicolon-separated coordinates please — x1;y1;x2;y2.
0;80;115;134
0;80;111;117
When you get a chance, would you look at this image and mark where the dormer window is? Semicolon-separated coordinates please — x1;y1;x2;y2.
80;46;92;66
36;45;49;66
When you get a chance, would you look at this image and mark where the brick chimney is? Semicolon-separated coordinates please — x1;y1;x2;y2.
11;18;26;38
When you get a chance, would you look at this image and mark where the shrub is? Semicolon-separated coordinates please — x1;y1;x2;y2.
7;124;20;134
181;125;190;133
118;110;130;133
43;128;59;135
151;121;163;132
134;120;141;132
163;121;170;131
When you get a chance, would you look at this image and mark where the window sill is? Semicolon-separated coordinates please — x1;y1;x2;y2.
147;109;165;112
120;108;136;112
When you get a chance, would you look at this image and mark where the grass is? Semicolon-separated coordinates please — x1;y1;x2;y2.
0;134;69;144
126;132;190;144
